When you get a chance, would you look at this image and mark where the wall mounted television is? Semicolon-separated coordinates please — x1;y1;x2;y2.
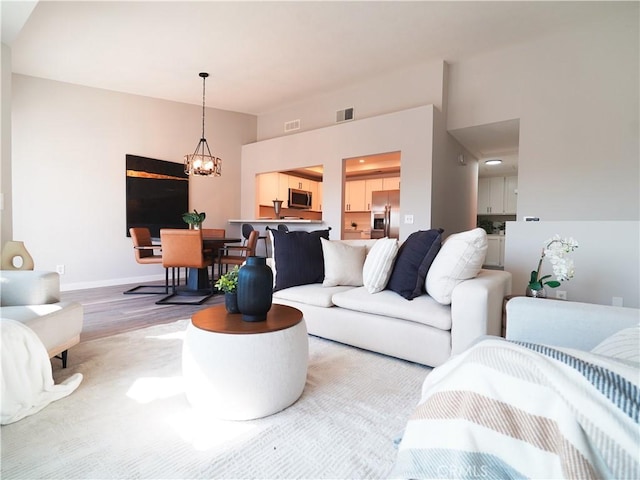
126;154;189;239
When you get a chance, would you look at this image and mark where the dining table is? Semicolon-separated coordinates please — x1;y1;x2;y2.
183;235;241;294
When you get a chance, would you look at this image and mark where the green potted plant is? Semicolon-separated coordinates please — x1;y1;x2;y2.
477;219;493;235
215;266;240;313
182;209;206;229
350;221;358;230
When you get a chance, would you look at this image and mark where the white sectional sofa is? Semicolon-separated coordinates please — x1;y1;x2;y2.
0;270;83;367
270;229;512;367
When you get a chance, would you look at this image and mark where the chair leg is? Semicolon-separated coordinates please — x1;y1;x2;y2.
55;350;68;368
123;267;170;295
155;265;214;306
171;267;177;294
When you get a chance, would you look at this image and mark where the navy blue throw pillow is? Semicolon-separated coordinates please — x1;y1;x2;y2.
386;229;444;300
272;229;331;291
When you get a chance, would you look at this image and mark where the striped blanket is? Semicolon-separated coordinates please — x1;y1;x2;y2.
390;338;639;479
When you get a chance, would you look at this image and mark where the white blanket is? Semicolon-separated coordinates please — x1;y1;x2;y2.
391;338;640;479
1;319;82;425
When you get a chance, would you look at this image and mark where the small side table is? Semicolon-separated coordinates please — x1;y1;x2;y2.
182;304;308;420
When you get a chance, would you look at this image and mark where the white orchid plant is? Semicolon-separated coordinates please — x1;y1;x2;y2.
529;234;579;291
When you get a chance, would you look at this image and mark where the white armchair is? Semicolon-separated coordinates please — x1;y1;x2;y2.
0;270;83;367
505;296;639;350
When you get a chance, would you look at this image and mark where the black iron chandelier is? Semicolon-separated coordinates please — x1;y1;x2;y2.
184;72;221;176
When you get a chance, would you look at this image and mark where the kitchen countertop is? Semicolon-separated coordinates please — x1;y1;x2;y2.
228;219;324;224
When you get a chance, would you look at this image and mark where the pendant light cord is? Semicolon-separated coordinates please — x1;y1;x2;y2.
201;74;206;140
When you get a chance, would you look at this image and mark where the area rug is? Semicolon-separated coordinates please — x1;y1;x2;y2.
1;319;431;479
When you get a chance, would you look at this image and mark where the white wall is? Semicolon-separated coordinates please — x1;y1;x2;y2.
447;10;639;221
1;43;13;245
445;9;639;306
243;106;436;242
9;6;637;305
11;75;256;289
430;107;479;237
505;221;639;308
257;60;447;141
252;8;639;307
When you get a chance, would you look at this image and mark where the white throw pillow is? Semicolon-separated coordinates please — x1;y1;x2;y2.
425;228;488;305
321;238;366;287
267;229;277;287
362;238;399;293
591;326;640;364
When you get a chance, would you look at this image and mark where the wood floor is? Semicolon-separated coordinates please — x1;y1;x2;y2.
61;281;224;342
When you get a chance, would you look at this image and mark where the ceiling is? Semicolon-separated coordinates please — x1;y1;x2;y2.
4;1;620;116
3;1;625;175
450;119;520;177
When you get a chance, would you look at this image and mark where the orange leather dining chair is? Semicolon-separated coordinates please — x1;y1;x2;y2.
217;230;259;279
242;223;268;256
156;229;214;305
201;228;225;238
124;227;169;294
201;228;225;278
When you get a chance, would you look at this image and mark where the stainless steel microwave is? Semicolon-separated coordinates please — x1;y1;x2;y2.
288;188;312;209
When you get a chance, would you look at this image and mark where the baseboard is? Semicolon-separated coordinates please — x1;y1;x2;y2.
60;273;180;292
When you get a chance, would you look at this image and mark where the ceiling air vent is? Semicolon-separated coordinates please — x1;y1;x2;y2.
336;107;354;123
284;119;301;133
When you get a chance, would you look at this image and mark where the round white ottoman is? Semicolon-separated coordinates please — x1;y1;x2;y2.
182;304;308;420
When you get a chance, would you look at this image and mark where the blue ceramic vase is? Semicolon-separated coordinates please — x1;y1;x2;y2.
237;256;273;322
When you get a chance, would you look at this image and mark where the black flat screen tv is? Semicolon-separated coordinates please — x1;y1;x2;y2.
126;154;189;238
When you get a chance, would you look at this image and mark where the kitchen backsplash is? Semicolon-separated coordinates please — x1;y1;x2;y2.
344;211;371;231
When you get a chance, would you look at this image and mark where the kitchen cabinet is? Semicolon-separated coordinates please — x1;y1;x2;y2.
287;175;322;210
478;176;517;215
364;179;383;210
345;180;366;211
484;235;505;267
288;176;313;191
346;177;399;211
383;176;400;190
478;177;504;214
257;172;298;206
314;182;323;211
307;182;318;211
504;176;518;214
258;172;280;206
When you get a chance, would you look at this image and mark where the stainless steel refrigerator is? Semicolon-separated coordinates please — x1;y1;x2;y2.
370;190;400;239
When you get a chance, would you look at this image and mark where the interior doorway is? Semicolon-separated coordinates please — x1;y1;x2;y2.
341;151;401;240
449;119;520;269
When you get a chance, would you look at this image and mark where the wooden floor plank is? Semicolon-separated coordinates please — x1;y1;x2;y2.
61;281;224;342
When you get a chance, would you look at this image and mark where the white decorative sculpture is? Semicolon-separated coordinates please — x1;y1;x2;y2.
1;241;35;270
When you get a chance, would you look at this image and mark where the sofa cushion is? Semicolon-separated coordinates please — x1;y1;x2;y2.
591;326;640;364
386;229;443;300
273;283;355;308
331;287;452;330
426;228;488;305
320;238;366;287
270;229;330;291
362;237;399;293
